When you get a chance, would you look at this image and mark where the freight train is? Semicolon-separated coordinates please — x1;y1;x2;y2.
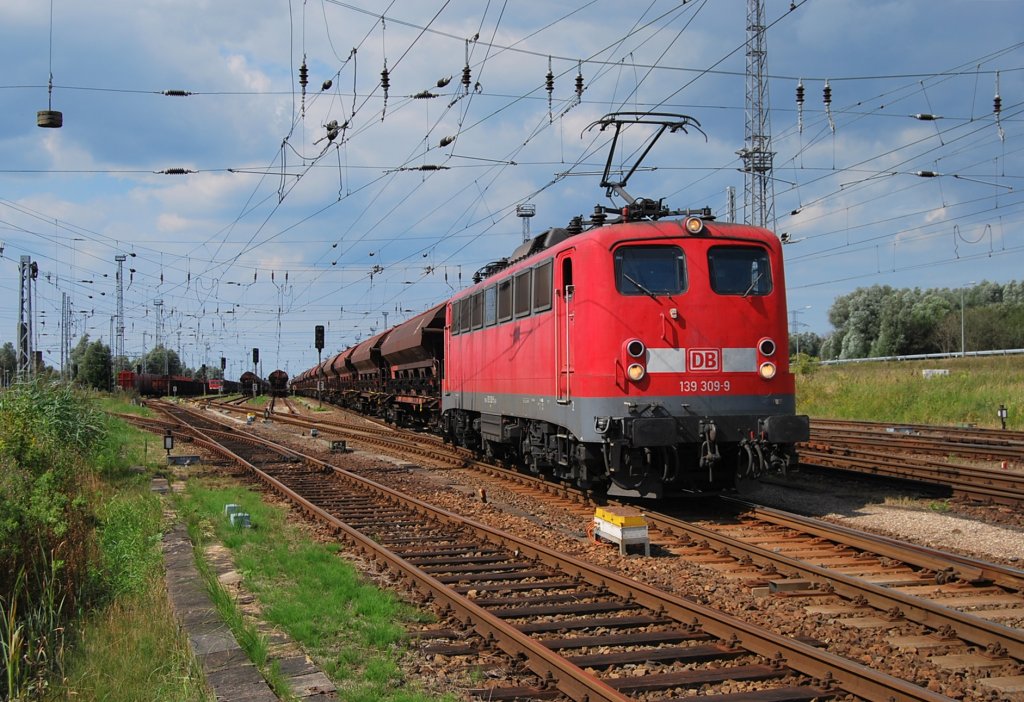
116;371;237;397
293;113;809;497
267;369;290;397
238;371;267;397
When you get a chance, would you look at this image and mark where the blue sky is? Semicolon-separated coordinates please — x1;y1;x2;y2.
1;0;1021;377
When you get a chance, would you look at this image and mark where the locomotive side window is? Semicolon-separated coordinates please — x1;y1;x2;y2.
450;301;460;335
533;259;553;312
460;295;472;332
471;291;484;329
707;246;772;296
484;285;497;326
514;269;532;318
614;245;686;296
497;279;513;322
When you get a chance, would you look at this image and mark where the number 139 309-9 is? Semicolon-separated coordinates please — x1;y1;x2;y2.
680;380;731;393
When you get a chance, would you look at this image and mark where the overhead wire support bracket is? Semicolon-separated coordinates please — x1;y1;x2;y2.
584;112;705;202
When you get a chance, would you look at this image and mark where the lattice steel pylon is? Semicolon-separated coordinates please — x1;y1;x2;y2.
17;256;37;378
737;0;776;232
115;254;126;374
517;204;536;243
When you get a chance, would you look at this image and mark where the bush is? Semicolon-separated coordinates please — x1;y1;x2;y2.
0;380;107;699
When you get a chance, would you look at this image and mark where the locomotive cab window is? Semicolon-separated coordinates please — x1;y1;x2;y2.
614;245;686;296
708;246;772;296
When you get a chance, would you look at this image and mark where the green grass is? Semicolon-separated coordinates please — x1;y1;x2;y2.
54;407;212;702
59;585;211;702
797;355;1024;429
178;481;456;702
60;509;212;702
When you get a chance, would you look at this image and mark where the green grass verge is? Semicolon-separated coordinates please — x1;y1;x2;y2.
797;355;1024;429
178;480;458;702
50;401;213;702
58;488;211;702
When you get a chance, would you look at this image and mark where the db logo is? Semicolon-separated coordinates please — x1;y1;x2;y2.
688;348;721;372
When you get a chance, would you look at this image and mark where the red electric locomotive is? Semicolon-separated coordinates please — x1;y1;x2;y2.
443;212;807;496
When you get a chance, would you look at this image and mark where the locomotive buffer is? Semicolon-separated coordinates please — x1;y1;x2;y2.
592;506;650;556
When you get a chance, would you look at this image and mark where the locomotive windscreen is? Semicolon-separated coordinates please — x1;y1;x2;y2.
614;245;687;296
707;246;772;296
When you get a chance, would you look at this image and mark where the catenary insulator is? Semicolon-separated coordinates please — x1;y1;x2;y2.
380;66;390;92
162;89;193;97
575;65;584;97
795;80;804;104
299;61;308;89
822;81;831;106
994;93;1002;114
461;64;471;90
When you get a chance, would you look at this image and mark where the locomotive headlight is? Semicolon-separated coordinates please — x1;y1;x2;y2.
625;339;646;358
758;338;776;356
758;361;777;380
684;216;705;235
627;363;646;382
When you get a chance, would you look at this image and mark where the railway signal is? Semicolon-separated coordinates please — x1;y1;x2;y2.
314;325;325;407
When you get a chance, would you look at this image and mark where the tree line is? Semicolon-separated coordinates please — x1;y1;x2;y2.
790;280;1024;360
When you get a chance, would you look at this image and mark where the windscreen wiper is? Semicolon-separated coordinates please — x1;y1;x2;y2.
623;273;658;299
742;272;764;298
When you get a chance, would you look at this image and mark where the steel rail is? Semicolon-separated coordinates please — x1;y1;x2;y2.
725;499;1024;592
811;418;1024;448
800;447;1024;506
151;402;952;702
809;429;1024;463
643;508;1024;662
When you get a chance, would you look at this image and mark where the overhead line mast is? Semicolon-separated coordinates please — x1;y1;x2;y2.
738;0;776;232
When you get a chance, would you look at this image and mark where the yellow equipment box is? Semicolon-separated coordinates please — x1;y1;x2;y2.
592;506;650;556
594;506;647;527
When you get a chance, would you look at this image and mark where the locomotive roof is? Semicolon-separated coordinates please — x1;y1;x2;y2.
453;217;780;301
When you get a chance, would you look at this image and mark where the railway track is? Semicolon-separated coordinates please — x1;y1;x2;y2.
810;420;1024;464
803;419;1024;507
140;401;957;702
196;401;1024;651
194;400;1024;693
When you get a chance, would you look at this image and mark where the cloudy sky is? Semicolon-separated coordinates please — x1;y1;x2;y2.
1;0;1021;378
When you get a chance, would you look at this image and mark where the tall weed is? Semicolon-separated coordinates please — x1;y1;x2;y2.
0;381;105;698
